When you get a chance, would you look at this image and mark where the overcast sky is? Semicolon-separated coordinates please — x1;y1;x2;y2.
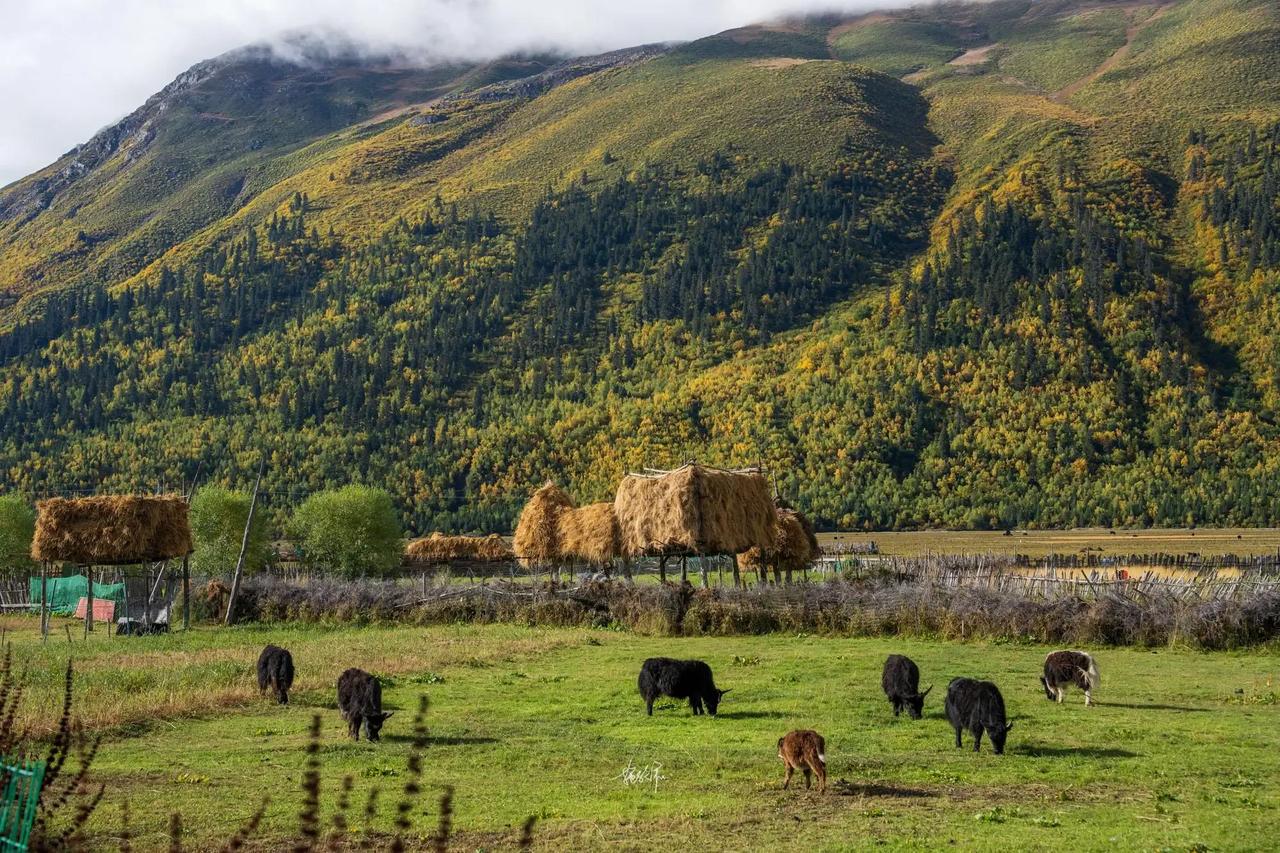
0;0;906;188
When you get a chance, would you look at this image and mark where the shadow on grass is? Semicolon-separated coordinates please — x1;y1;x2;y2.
1014;743;1137;759
380;733;499;746
1093;701;1208;713
714;710;789;720
831;779;933;798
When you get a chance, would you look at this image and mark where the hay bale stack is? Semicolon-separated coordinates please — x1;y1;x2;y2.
405;533;514;565
557;502;621;566
741;508;819;573
31;495;193;565
513;483;574;567
613;465;777;557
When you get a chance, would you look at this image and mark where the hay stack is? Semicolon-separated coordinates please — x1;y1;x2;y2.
741;508;819;573
405;533;514;565
513;482;574;567
557;502;621;565
613;464;777;557
31;495;193;565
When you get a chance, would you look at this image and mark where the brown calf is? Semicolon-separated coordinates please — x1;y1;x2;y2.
777;729;827;792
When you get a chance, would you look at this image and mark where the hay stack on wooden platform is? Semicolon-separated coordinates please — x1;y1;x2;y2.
557;502;621;565
613;464;777;557
741;507;819;573
405;533;514;565
513;483;574;567
513;485;623;568
31;495;193;565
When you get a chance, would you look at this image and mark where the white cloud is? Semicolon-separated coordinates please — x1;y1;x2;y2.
0;0;908;187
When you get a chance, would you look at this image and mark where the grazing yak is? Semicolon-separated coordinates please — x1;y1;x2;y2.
638;658;729;716
777;730;827;792
257;644;295;705
881;654;932;719
945;678;1012;754
1041;650;1099;706
337;668;393;742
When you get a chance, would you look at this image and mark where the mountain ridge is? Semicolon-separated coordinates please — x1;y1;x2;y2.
1;0;1278;532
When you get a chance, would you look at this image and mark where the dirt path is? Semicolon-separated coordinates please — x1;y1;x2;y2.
1051;2;1172;102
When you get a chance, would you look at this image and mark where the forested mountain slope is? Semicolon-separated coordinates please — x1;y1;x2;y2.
1;0;1278;532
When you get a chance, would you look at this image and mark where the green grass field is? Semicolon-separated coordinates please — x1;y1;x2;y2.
7;619;1277;850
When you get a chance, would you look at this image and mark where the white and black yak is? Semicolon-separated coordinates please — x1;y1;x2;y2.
777;729;827;792
881;654;932;719
337;668;393;741
256;644;294;705
1041;650;1099;706
945;677;1013;754
638;658;729;716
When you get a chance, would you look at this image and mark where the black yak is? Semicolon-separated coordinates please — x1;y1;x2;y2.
256;644;295;705
1041;650;1099;706
638;658;728;716
945;677;1012;754
881;654;932;719
777;730;827;792
337;668;393;741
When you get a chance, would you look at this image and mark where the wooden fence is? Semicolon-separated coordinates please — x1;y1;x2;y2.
833;554;1280;600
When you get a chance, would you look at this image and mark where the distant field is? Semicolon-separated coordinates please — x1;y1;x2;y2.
822;528;1280;558
4;620;1277;850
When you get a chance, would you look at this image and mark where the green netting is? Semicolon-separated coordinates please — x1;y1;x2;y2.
28;575;126;615
0;755;43;850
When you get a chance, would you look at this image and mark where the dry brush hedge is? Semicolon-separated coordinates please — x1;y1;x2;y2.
229;575;1280;650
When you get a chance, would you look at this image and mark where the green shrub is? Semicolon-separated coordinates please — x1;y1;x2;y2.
290;486;403;578
190;486;271;576
0;494;34;570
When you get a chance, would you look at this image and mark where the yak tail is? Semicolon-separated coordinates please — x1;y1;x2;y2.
818;752;826;764
1081;654;1100;689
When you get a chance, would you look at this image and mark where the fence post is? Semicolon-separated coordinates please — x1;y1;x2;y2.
40;562;48;643
86;565;94;636
182;554;190;631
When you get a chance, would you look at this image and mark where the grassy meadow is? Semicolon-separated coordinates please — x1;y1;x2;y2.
5;617;1277;850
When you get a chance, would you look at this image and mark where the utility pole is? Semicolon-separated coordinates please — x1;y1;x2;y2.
224;458;264;626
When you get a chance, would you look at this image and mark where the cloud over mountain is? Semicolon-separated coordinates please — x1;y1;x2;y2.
0;0;897;186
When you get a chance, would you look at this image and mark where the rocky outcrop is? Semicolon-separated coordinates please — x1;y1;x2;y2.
0;50;251;223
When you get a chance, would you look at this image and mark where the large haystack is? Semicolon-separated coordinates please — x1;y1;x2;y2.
31;496;193;565
557;502;621;566
613;464;777;557
741;508;819;573
512;482;574;567
405;533;514;565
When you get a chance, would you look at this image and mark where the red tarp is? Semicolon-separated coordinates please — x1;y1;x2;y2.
73;598;116;622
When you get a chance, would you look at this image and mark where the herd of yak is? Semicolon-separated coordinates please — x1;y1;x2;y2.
255;643;1100;792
